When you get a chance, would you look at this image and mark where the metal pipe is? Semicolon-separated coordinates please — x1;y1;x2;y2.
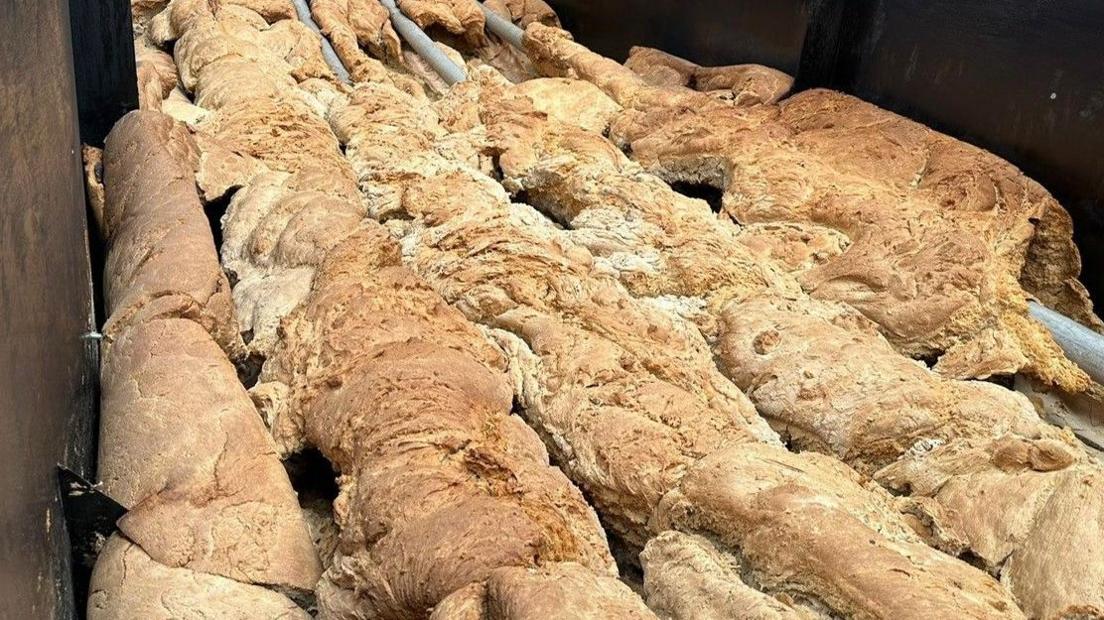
378;0;467;85
1029;301;1104;385
479;2;525;48
291;0;352;84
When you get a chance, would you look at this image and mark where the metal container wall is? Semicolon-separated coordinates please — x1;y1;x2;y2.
0;0;114;616
551;0;809;73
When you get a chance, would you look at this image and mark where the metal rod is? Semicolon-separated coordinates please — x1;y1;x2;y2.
291;0;352;84
479;2;525;48
1029;300;1104;385
378;0;467;85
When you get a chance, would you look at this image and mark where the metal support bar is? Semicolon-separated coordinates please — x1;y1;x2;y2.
291;0;352;84
1029;301;1104;385
479;2;525;48
379;0;467;85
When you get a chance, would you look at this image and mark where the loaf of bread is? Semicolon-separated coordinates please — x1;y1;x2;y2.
112;3;656;617
522;23;1096;393
89;536;310;620
624;46;793;105
100;111;243;356
92;109;320;617
328;74;1023;618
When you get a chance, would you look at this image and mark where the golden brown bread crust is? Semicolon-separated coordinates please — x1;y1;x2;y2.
107;3;1101;617
88;535;310;620
715;295;1051;471
521;23;1097;393
101;110;243;358
514;77;622;134
429;563;653;620
310;0;408;82
160;2;365;357
259;230;626;615
640;531;812;620
142;5;650;618
877;436;1104;619
134;42;178;111
397;0;485;44
459;68;1104;618
720;295;1104;618
81;145;105;235
99;318;322;590
777;88;1101;333
624;46;793;105
95;107;321;602
483;0;559;28
459;37;1104;617
329;75;1024;618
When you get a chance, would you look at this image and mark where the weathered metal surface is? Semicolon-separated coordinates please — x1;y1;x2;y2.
0;0;99;617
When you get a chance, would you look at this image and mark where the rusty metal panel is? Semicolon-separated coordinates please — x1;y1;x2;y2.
0;0;99;617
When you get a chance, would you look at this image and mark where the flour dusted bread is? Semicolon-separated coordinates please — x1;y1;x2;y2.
100;317;321;589
101;111;243;357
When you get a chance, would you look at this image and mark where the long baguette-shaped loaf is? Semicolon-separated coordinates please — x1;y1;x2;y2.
92;109;321;616
101;110;243;357
148;3;655;617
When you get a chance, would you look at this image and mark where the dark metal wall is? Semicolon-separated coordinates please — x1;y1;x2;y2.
551;0;809;73
68;0;138;146
803;0;1104;303
551;0;1104;301
1;0;109;617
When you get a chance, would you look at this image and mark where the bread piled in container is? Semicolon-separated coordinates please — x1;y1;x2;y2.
91;1;1103;618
